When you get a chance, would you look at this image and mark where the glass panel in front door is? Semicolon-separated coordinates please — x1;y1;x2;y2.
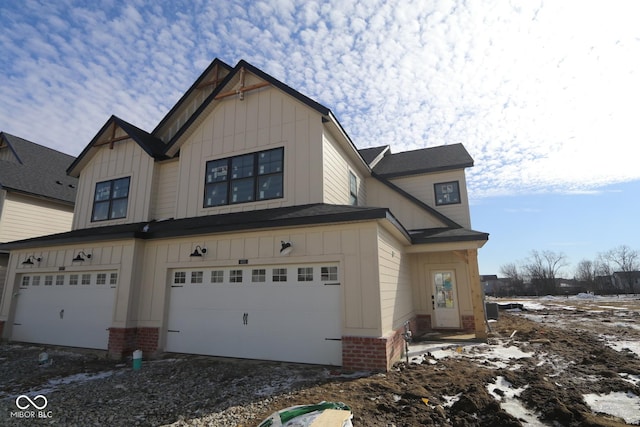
432;270;461;328
435;272;455;309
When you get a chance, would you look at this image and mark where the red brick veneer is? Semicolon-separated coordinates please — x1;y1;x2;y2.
342;322;413;371
461;315;475;332
108;327;159;359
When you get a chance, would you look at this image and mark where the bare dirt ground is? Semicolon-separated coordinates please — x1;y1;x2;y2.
1;297;639;426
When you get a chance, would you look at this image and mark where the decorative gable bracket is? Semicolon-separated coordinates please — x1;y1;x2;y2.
214;67;270;101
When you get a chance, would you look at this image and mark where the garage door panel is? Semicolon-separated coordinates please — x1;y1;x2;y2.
166;264;342;365
12;273;116;350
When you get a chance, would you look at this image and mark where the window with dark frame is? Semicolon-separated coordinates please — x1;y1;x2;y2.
298;267;313;282
204;148;283;207
97;273;107;285
174;272;186;284
252;269;266;282
272;268;287;282
110;273;118;285
191;271;204;284
21;276;30;287
211;270;224;283
349;171;358;205
92;177;131;221
230;270;243;283
321;266;338;281
434;181;461;206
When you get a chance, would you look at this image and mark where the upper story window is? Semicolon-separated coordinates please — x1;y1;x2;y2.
204;148;284;207
349;171;358;206
92;177;131;221
434;181;461;206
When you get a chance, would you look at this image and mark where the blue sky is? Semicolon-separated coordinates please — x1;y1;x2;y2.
1;0;639;275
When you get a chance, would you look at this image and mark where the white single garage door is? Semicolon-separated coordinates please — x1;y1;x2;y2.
166;263;342;365
12;272;117;349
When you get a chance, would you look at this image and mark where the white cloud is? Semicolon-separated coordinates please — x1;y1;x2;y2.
0;0;638;198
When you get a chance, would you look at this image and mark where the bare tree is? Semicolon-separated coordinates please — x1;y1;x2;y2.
523;250;569;295
575;259;596;290
594;255;615;294
602;245;640;293
499;262;525;295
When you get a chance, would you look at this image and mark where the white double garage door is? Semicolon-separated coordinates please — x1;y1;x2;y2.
12;272;117;349
165;263;343;366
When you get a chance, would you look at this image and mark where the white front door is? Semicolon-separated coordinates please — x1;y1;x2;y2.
12;272;117;349
431;270;461;328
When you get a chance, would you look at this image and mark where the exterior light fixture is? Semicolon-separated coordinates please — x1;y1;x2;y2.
72;251;92;262
22;255;42;265
280;241;293;256
190;245;207;257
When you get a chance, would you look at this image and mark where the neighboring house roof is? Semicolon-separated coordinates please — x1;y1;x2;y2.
372;143;474;178
0;203;487;251
0;132;77;204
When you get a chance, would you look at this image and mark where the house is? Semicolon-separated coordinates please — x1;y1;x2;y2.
0;59;488;371
0;133;77;302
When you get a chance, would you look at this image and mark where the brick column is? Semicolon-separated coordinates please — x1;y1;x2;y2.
108;327;159;359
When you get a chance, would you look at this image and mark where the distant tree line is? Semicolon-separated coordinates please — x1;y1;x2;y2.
494;245;639;296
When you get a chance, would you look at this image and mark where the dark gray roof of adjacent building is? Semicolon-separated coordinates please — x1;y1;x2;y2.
372;143;474;178
0;132;77;204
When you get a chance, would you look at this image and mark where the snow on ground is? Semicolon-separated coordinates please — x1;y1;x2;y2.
584;391;640;424
409;294;640;424
408;341;533;370
487;376;545;426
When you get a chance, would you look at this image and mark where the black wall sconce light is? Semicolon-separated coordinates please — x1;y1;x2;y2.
280;241;293;256
190;245;207;257
22;255;42;265
72;251;92;262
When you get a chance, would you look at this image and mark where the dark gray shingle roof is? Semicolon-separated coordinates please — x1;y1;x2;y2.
0;132;77;204
372;143;474;178
358;146;388;165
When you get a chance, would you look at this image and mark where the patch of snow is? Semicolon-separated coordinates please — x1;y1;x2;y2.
620;373;640;386
441;393;461;407
606;340;640;358
584;391;640;424
408;341;533;370
487;376;545;426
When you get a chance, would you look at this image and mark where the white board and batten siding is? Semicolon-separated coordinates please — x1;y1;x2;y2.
73;137;156;230
173;85;324;220
150;159;179;220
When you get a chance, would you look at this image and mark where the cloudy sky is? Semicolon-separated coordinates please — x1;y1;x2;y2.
1;0;639;275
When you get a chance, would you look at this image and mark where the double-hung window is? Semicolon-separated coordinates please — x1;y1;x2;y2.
92;177;131;221
204;148;283;207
